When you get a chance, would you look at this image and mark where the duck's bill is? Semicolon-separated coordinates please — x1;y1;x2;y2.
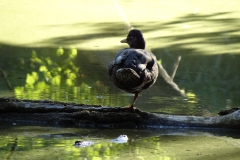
120;38;127;43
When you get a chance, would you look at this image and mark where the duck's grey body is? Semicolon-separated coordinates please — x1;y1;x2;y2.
108;48;158;94
108;29;159;109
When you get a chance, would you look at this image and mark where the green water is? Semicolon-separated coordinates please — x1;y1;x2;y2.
1;0;240;159
0;124;239;160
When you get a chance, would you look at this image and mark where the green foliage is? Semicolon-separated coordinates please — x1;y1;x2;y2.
0;45;129;107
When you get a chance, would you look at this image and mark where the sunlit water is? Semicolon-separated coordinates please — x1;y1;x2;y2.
0;124;239;160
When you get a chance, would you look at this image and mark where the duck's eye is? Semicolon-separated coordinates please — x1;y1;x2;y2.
128;36;133;41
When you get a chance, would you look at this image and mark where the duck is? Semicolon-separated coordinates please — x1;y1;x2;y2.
108;29;158;109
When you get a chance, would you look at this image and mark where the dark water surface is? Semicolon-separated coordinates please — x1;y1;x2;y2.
1;44;240;116
0;124;240;160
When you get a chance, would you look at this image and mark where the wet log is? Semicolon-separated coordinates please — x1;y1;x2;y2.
0;98;240;130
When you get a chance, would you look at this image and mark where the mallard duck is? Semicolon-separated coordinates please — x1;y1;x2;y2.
108;29;158;109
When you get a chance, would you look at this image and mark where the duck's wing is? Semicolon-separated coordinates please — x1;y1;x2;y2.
108;49;131;77
134;49;159;90
108;49;142;92
141;58;158;90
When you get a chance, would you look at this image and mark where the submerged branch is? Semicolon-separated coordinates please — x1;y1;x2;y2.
171;56;181;80
0;68;13;90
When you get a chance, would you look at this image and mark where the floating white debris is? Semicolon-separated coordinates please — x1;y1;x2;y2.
109;135;128;143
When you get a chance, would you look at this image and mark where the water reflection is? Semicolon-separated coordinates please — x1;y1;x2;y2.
0;44;240;115
0;125;240;160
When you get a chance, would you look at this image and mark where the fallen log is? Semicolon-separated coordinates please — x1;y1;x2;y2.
0;98;240;129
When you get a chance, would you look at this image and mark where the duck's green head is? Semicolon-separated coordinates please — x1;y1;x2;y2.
121;29;146;49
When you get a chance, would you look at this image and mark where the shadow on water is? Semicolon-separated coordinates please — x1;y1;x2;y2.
38;22;127;46
1;12;240;115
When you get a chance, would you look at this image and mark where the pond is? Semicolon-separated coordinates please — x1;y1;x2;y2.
0;124;240;160
1;0;240;159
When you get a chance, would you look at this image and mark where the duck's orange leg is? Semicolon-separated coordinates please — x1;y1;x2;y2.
127;93;139;110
